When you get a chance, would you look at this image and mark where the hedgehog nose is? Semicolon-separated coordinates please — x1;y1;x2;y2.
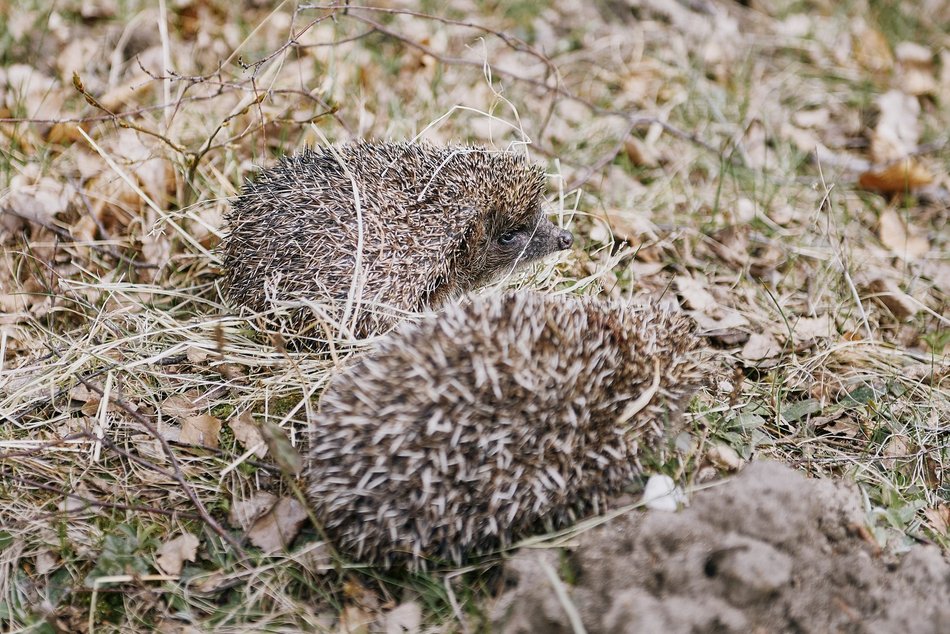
557;230;574;250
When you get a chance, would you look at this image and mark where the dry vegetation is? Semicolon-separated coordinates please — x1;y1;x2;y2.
0;0;947;631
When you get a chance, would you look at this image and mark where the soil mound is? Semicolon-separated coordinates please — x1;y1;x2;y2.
492;461;950;633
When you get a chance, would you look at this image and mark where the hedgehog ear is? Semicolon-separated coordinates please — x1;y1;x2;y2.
449;205;481;241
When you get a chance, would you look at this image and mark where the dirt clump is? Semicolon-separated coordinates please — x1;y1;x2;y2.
492;461;950;633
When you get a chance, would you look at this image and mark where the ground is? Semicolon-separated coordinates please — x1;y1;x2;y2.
0;0;947;632
492;462;950;633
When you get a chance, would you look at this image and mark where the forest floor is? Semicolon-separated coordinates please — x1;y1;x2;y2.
0;0;947;631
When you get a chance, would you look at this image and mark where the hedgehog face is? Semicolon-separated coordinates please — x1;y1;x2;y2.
476;215;574;285
457;154;574;287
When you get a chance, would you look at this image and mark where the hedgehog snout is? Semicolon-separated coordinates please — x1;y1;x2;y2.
556;229;573;250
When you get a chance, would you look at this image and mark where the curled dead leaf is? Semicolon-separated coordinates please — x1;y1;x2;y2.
624;136;660;168
260;420;303;477
791;315;834;341
853;22;893;73
859;160;933;194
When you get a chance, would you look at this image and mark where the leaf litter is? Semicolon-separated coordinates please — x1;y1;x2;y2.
0;0;947;631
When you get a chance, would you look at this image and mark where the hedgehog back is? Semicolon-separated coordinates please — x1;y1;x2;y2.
306;291;705;569
221;143;484;338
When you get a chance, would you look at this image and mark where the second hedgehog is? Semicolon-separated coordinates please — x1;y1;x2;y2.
220;142;573;339
306;292;704;570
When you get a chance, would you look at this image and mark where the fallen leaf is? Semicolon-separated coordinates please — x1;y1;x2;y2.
155;532;199;575
192;571;229;593
161;391;200;420
877;208;930;259
247;496;309;553
338;605;375;634
881;434;910;471
68;383;93;403
260;420;303;477
384;602;422;634
5;170;71;225
386;601;422;634
598;208;659;244
624;136;660;168
853;22;893;73
180;414;222;449
923;505;950;537
675;275;719;313
706;225;783;275
825;416;861;438
859;159;933;193
865;278;918;320
186;347;209;363
35;550;58;575
895;41;936;96
740;332;782;361
792;107;830;129
741;119;774;171
707;443;742;471
229;411;267;458
792;315;834;341
688;310;750;345
229;491;278;530
869;90;919;164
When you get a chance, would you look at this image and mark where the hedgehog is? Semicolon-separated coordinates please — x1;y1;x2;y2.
305;291;705;570
220;142;573;340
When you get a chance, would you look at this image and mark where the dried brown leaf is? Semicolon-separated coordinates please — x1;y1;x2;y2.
35;550;58;575
866;278;918;320
180;414;222;449
247;496;309;553
624;136;660;168
923;505;950;537
598;209;658;244
338;605;375;634
161;391;200;420
229;411;267;458
877;208;930;259
156;532;200;575
859;160;933;193
228;491;278;530
5;170;71;225
741;332;782;362
792;315;834;341
260;420;303;477
853;23;893;73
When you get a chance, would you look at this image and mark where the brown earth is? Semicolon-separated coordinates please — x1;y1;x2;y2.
492;461;950;634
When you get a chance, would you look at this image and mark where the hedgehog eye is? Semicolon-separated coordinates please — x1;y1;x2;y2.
498;230;519;245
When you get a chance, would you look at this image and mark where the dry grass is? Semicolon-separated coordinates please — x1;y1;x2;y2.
1;0;948;631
